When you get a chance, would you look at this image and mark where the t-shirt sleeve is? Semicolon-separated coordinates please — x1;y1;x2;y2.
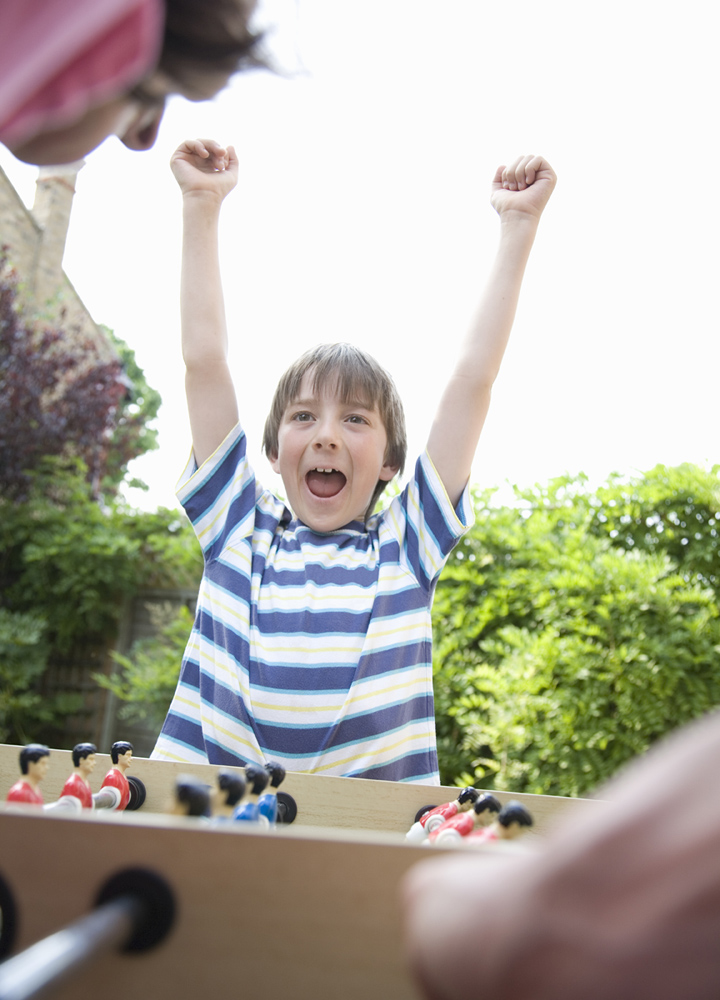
381;451;474;592
176;423;260;564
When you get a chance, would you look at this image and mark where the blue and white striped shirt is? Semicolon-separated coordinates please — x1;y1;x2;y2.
152;423;473;783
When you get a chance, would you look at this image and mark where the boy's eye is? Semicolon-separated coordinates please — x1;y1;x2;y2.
291;411;313;422
346;414;368;424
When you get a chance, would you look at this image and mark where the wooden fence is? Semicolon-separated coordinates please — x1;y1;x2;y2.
37;587;196;755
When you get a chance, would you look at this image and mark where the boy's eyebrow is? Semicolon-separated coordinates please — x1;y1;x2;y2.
289;396;376;411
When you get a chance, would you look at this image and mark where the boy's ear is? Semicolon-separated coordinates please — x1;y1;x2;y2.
379;462;400;482
268;451;280;473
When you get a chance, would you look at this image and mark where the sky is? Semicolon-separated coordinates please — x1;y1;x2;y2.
1;0;718;513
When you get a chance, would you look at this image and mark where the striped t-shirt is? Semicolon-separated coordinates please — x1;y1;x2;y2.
152;423;473;783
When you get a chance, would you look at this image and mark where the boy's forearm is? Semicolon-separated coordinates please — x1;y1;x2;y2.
427;213;540;501
180;191;229;369
456;212;539;385
180;189;239;466
169;140;240;466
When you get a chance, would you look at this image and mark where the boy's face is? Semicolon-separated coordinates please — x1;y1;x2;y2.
269;372;398;532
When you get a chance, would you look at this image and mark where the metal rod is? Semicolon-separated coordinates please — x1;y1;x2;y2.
0;895;142;1000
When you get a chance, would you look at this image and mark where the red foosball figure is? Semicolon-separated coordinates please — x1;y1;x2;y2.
58;743;97;809
6;744;50;805
427;793;503;845
100;741;134;810
465;800;534;845
406;788;482;843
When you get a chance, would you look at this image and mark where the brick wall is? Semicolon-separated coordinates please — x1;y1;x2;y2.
0;162;114;360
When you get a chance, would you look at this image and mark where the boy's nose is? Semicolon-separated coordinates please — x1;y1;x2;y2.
313;436;337;450
312;420;338;449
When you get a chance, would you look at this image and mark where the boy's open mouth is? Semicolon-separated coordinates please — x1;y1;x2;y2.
306;468;347;499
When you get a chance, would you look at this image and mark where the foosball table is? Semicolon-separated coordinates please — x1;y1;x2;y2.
0;744;600;999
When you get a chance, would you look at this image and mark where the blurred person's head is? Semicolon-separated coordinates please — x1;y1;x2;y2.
1;0;264;165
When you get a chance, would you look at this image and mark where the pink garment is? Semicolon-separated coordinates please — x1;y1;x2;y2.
0;0;164;146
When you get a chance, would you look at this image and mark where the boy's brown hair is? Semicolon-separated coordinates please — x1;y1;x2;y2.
262;343;407;518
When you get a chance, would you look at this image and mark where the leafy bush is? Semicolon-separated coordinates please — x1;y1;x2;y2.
0;256;202;743
0;608;83;743
434;467;720;796
100;325;162;496
0;254;127;501
96;603;194;732
0;455;202;742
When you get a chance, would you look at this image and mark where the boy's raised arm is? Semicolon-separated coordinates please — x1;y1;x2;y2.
172;138;240;468
426;155;557;508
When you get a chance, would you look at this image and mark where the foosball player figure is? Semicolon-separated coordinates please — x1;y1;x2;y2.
99;741;134;811
406;787;481;843
211;769;246;821
170;775;212;819
57;743;98;809
257;761;286;826
6;744;50;805
232;763;269;823
427;793;503;845
465;800;534;846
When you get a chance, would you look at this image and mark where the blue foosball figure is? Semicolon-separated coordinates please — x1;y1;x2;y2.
232;763;269;823
257;761;286;826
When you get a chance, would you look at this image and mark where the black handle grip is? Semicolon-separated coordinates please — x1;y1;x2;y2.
0;869;175;1000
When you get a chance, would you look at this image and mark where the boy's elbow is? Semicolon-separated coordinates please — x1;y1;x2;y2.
449;370;496;401
183;350;229;375
184;357;232;392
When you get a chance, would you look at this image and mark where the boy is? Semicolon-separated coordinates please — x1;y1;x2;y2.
152;139;556;783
